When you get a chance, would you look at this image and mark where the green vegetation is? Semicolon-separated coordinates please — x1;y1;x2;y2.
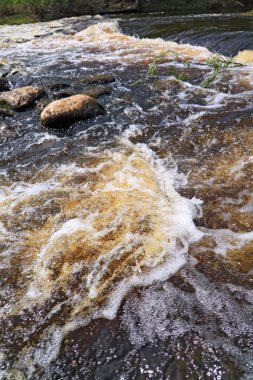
0;0;72;23
131;54;165;86
201;54;241;87
132;51;244;88
0;0;250;24
242;9;253;15
0;13;35;25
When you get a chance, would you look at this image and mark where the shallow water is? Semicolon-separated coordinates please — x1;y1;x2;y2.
0;14;253;380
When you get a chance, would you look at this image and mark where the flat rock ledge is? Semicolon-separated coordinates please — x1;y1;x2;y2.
40;94;106;127
0;86;42;110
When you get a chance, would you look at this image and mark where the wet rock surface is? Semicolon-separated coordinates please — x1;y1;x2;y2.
0;78;10;92
83;85;113;98
0;86;43;110
81;74;116;85
40;94;106;127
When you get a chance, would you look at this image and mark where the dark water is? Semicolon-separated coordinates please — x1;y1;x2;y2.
0;14;253;380
118;13;253;56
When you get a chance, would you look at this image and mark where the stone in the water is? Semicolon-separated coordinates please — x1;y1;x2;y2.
83;85;113;98
153;78;185;92
40;94;106;127
0;78;10;92
46;83;70;91
51;89;75;100
81;74;116;85
0;86;43;110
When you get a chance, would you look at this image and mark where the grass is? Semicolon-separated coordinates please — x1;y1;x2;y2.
0;13;36;25
241;8;253;15
200;53;242;87
131;50;243;88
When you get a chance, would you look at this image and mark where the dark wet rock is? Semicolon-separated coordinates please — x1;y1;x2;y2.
40;94;106;127
9;74;33;88
47;83;70;92
81;74;116;85
0;78;10;92
83;85;113;98
0;64;11;78
44;83;75;100
0;108;14;118
153;78;186;92
51;89;75;100
0;86;43;110
36;98;51;112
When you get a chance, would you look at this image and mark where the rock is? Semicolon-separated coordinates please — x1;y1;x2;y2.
81;74;116;85
0;108;14;118
83;85;112;98
0;86;43;110
234;50;253;64
0;78;10;92
153;78;185;92
40;94;106;127
36;98;51;111
47;83;70;91
45;83;74;100
51;89;75;100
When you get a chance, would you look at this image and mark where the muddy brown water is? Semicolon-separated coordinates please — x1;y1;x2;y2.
0;13;253;380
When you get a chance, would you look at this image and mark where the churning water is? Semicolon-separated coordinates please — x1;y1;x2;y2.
0;13;253;379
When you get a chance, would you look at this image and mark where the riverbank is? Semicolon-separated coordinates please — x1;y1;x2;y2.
0;0;251;25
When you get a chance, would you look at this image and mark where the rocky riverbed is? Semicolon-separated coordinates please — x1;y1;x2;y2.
0;14;253;380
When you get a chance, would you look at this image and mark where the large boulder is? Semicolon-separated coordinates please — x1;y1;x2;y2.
40;94;106;127
0;86;42;110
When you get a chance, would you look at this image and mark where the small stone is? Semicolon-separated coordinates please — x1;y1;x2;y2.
81;74;116;85
83;86;112;98
0;86;43;110
0;78;10;92
40;94;106;127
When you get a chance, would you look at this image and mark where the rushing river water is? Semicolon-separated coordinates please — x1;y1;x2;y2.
0;13;253;380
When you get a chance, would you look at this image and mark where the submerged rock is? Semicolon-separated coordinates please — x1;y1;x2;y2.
46;83;70;91
0;86;43;110
83;85;113;98
153;77;186;92
81;74;116;85
0;78;10;92
40;94;106;127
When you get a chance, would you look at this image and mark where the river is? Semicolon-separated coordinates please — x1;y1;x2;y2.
0;12;253;380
